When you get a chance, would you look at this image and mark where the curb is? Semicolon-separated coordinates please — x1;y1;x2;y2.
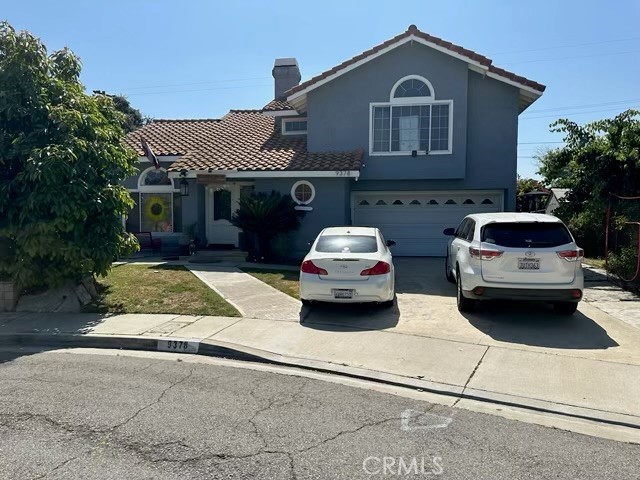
3;332;640;432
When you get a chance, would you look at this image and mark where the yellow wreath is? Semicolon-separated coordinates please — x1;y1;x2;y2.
144;195;169;223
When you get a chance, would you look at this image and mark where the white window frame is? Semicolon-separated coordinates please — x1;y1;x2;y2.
291;180;315;205
389;75;435;103
137;166;177;193
132;166;179;233
369;74;453;156
369;100;453;156
282;117;308;135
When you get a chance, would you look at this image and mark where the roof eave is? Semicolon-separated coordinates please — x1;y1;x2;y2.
286;28;546;112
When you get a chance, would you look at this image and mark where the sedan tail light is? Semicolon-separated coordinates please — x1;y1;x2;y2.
557;248;584;262
360;261;391;276
300;260;328;275
469;247;503;261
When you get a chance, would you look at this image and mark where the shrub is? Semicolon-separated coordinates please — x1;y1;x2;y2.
231;191;302;261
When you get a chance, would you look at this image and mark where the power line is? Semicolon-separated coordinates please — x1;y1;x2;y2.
113;76;273;91
126;83;273;96
517;141;564;145
523;98;640;115
503;49;640;66
490;36;640;56
521;105;640;120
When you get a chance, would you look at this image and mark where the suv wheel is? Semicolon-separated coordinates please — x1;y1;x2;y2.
456;268;475;313
445;255;455;284
553;302;578;315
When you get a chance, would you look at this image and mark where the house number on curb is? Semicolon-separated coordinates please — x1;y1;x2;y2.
157;339;200;354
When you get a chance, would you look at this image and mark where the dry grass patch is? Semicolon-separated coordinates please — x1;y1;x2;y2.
85;264;240;316
242;268;300;299
584;257;606;269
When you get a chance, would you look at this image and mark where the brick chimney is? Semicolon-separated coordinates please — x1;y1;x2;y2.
272;58;301;100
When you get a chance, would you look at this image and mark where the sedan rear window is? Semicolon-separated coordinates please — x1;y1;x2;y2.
315;235;378;253
481;222;573;248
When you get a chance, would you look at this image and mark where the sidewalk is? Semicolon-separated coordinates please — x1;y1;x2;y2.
1;310;640;441
186;265;301;321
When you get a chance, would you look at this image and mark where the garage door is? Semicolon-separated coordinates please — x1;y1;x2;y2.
352;191;503;256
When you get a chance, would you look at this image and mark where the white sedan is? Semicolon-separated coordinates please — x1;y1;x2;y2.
299;226;396;307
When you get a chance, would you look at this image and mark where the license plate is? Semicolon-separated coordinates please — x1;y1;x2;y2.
332;289;354;299
518;258;540;270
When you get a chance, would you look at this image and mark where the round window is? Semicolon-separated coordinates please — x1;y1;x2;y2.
291;180;315;205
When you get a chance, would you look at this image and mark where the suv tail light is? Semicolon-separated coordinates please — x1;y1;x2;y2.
301;260;328;275
360;261;391;276
557;248;584;262
469;247;503;261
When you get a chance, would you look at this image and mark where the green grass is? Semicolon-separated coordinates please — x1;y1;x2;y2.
85;264;240;316
584;257;606;269
242;268;300;299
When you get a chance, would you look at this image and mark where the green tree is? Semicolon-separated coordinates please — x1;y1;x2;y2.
93;92;145;133
231;191;302;261
537;109;640;256
516;175;546;212
0;22;139;289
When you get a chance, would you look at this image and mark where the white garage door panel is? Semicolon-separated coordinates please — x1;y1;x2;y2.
352;191;503;257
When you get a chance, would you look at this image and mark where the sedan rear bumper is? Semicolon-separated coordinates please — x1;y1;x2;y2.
300;272;394;303
463;287;582;302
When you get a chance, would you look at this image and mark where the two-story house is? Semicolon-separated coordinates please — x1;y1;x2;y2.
124;25;545;257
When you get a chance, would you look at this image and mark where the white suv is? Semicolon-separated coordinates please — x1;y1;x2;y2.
444;213;584;315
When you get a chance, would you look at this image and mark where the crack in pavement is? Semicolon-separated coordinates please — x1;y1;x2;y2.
30;448;93;480
453;345;489;407
108;366;195;433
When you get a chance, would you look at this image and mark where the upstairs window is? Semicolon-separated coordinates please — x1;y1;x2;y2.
282;117;308;135
370;75;452;155
393;78;432;98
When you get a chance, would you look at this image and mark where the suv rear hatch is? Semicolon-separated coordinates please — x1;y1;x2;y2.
479;222;579;285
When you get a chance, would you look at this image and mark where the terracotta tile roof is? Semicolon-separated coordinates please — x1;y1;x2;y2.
262;99;295;112
126;111;363;172
286;24;545;97
125;119;221;156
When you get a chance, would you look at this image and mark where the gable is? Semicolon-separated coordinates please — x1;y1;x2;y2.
286;25;544;113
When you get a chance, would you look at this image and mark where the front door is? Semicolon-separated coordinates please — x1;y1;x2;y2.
205;183;248;247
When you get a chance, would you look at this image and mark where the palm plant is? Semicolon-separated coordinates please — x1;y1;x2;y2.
231;191;302;261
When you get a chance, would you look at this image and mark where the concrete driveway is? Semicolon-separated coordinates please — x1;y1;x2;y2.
302;258;640;365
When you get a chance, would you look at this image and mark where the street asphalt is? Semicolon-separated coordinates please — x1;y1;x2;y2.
1;347;639;480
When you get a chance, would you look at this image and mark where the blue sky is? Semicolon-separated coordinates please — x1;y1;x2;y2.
5;1;640;178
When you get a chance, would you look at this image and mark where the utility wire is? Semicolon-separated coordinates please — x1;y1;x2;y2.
503;49;640;66
490;36;640;56
521;105;640;120
524;98;640;114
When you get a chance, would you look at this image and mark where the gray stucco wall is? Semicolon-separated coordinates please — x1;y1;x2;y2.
306;41;468;180
254;177;352;258
465;71;519;210
303;43;521;210
350;71;520;210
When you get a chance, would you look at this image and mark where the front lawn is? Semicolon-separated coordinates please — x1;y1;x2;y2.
243;268;300;299
85;264;240;316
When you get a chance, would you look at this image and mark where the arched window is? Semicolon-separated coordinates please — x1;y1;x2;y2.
390;75;434;101
133;167;178;233
371;75;451;155
138;167;174;190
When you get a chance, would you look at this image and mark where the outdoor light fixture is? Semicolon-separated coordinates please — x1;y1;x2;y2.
179;170;189;197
